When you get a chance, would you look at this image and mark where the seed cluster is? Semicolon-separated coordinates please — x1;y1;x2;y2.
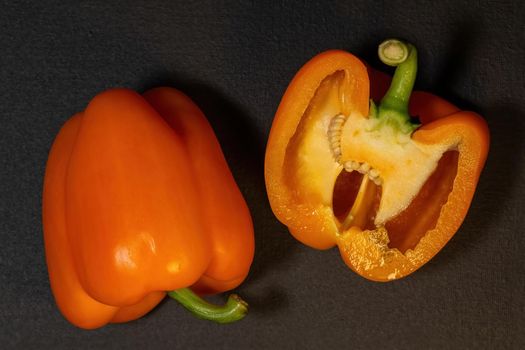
344;160;382;186
328;114;383;186
327;114;346;161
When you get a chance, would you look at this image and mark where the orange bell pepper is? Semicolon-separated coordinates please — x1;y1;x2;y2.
43;87;254;329
265;39;489;281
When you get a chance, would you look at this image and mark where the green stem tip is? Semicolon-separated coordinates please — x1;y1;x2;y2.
168;288;248;324
378;39;409;66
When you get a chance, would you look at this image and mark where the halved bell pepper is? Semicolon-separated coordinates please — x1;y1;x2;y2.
43;87;254;329
265;39;489;281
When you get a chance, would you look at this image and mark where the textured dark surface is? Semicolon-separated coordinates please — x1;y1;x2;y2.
1;0;524;348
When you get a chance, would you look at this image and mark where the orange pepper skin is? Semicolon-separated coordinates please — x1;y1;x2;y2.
265;49;489;281
43;88;254;329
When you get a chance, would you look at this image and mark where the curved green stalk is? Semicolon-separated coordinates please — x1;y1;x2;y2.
373;39;420;135
168;288;248;324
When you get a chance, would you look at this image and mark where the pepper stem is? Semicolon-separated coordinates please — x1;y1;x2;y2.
374;39;419;135
168;288;248;324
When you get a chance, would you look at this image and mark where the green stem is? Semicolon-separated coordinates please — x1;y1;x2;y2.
168;288;248;324
374;39;419;134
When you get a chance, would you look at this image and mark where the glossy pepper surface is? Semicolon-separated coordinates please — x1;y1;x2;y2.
265;39;489;281
43;87;254;329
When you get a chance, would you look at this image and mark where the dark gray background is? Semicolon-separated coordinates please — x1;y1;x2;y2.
1;0;524;348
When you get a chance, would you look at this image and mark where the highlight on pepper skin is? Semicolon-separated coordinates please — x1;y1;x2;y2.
42;87;254;329
264;38;489;282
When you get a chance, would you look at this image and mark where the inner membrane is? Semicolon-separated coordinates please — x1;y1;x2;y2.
332;150;459;253
332;170;381;231
385;150;459;253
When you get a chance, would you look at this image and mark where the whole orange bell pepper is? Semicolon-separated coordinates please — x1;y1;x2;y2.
265;39;489;281
43;87;254;329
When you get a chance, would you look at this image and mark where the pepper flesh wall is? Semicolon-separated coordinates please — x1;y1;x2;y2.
265;39;489;281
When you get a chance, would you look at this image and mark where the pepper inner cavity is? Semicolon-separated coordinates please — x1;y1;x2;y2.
384;150;459;253
332;166;381;231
